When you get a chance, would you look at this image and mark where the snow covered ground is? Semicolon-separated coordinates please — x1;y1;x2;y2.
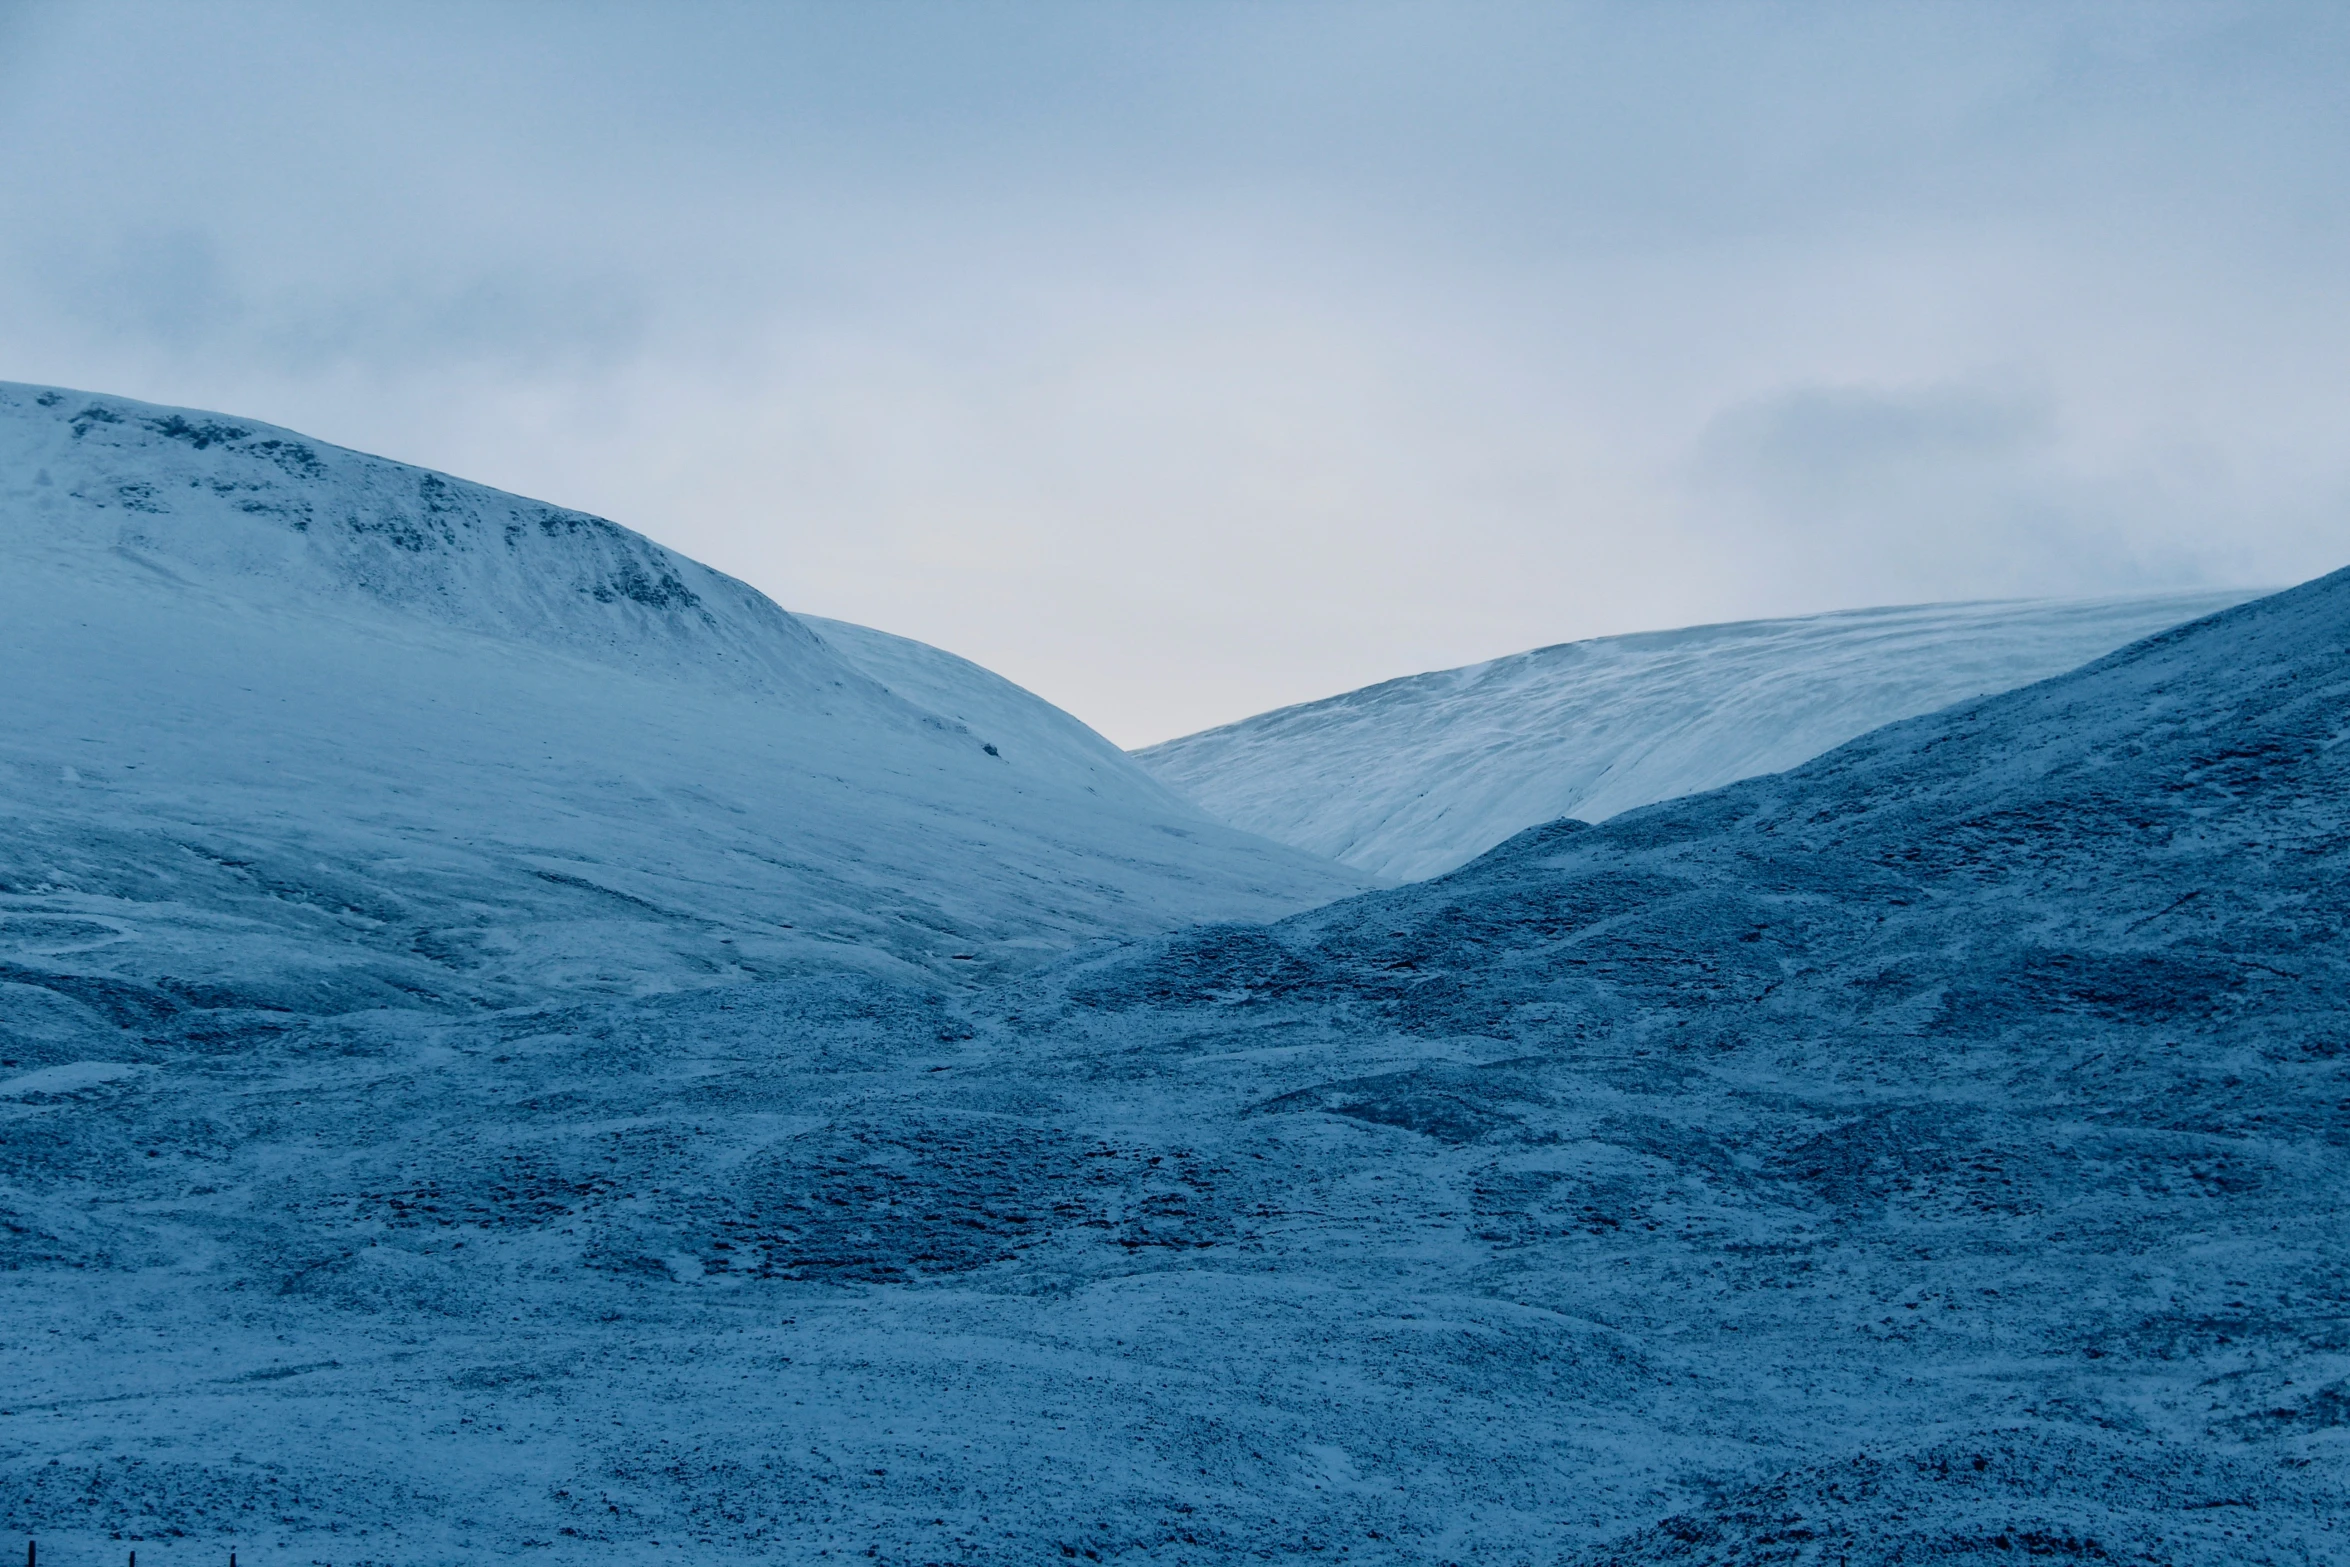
4;499;2345;1567
799;614;1194;814
1134;591;2261;880
0;383;1365;1040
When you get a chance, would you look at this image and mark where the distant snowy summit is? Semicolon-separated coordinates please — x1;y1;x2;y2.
1133;592;2261;881
0;383;1362;1037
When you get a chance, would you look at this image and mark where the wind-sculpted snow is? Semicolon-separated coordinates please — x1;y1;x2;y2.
0;384;1364;1020
1134;590;2260;880
4;567;2346;1562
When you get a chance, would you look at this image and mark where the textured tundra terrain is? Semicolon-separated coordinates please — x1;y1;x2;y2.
4;552;2344;1563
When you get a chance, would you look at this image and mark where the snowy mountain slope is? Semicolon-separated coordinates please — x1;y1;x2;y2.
0;383;1365;1032
1134;590;2261;880
6;566;2344;1562
801;614;1198;813
3;384;844;698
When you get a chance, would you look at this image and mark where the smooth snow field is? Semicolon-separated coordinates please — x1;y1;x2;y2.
3;383;2347;1566
1134;590;2260;881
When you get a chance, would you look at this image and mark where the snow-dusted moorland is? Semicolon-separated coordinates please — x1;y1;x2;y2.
2;387;2345;1566
1134;591;2259;881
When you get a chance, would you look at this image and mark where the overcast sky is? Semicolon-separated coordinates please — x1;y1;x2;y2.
3;2;2345;744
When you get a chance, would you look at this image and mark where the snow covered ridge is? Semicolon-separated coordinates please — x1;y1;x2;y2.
5;564;2345;1560
0;382;1365;1015
1134;588;2263;880
0;381;849;697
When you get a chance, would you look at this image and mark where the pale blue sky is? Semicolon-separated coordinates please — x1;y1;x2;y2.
3;1;2345;742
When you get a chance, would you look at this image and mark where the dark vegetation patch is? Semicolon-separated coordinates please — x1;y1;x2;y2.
0;962;181;1028
1253;1068;1525;1144
143;414;252;450
1569;1437;2295;1566
588;558;700;610
709;1121;1230;1280
1078;924;1325;1010
250;438;326;479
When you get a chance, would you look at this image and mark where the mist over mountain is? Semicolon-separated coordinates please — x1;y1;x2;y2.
2;378;2343;1562
1134;590;2261;881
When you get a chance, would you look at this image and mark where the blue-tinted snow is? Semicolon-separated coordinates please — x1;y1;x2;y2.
3;386;2346;1564
1134;591;2262;881
800;614;1202;816
0;383;1366;1014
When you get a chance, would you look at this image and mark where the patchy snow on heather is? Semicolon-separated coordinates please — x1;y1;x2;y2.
3;380;2344;1566
1134;591;2261;880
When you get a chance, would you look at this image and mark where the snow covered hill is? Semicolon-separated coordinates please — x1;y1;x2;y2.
1134;591;2260;880
0;382;1364;1039
7;563;2344;1562
800;614;1200;814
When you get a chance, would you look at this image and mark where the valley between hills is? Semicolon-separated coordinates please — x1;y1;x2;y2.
3;384;2344;1565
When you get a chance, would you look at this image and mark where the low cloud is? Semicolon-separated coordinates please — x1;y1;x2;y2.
18;225;649;381
1698;375;2056;505
1688;373;2233;605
